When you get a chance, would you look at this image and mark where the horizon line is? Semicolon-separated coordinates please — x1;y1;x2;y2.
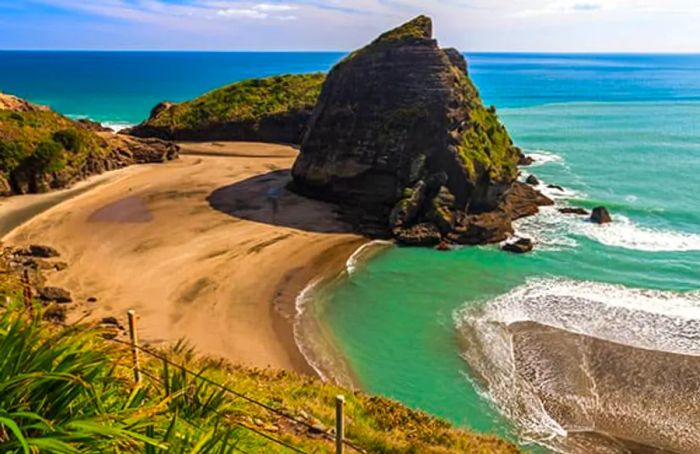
1;49;700;56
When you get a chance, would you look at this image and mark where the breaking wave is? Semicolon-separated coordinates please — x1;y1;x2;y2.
572;214;700;252
102;121;134;132
525;149;565;167
515;206;700;253
457;278;700;357
346;240;392;275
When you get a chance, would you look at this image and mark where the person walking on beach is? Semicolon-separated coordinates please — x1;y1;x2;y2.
267;186;282;222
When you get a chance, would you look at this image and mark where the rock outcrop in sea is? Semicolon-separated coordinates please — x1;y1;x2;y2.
0;92;179;196
291;16;552;245
125;73;325;144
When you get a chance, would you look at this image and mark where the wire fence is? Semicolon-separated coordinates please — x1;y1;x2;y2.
105;311;365;454
135;366;304;454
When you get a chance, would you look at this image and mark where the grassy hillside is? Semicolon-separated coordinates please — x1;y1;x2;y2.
127;73;326;144
0;254;520;453
0;109;111;192
147;73;324;130
0;96;177;196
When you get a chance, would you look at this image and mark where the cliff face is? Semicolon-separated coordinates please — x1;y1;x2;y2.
125;73;325;144
291;16;547;244
0;93;178;196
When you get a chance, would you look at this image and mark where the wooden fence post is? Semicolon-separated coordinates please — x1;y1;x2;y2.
336;395;345;454
127;310;142;385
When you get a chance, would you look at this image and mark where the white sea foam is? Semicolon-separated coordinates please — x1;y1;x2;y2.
345;240;392;275
293;278;330;382
102;122;134;132
534;181;582;200
524;149;565;167
454;279;700;448
572;214;700;252
513;206;579;251
66;114;134;132
514;198;700;253
457;278;700;357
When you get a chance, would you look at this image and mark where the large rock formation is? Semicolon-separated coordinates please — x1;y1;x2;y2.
125;73;325;144
292;16;551;245
1;93;179;196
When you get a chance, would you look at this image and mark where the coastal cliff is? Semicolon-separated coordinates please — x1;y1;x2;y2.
125;73;325;144
292;16;551;245
0;92;178;196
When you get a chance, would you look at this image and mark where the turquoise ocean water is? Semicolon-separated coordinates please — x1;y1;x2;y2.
2;52;699;451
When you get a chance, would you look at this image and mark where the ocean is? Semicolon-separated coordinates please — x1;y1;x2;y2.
2;51;699;452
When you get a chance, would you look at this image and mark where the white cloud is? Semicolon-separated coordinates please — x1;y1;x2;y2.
255;4;297;12
215;3;298;20
514;0;700;17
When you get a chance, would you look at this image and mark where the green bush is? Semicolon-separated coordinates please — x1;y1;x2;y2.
52;129;83;152
0;141;25;173
9;112;24;123
26;140;64;173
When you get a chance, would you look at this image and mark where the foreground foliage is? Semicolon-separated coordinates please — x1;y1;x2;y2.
0;277;519;453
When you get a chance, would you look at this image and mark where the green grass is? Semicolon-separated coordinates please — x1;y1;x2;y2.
147;73;325;130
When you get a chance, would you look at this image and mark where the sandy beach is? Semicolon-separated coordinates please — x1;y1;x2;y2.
1;142;365;373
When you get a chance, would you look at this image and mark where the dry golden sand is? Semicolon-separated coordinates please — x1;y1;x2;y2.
2;142;365;373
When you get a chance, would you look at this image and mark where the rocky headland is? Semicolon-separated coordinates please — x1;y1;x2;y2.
124;73;325;144
0;92;179;196
291;16;552;246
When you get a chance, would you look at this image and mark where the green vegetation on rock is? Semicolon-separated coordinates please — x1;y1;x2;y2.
373;15;432;43
339;16;433;66
147;73;325;130
451;68;519;183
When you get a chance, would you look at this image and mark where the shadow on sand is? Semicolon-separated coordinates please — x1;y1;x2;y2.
207;169;353;234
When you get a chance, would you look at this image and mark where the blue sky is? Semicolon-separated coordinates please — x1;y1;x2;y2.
1;0;699;51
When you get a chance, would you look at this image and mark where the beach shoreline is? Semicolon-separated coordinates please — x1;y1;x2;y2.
1;141;366;375
293;239;394;387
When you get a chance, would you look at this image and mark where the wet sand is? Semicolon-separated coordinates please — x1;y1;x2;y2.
2;142;365;373
460;315;700;453
509;321;700;453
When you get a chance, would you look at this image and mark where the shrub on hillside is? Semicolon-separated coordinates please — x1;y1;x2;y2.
25;140;64;173
52;128;83;152
0;140;25;173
